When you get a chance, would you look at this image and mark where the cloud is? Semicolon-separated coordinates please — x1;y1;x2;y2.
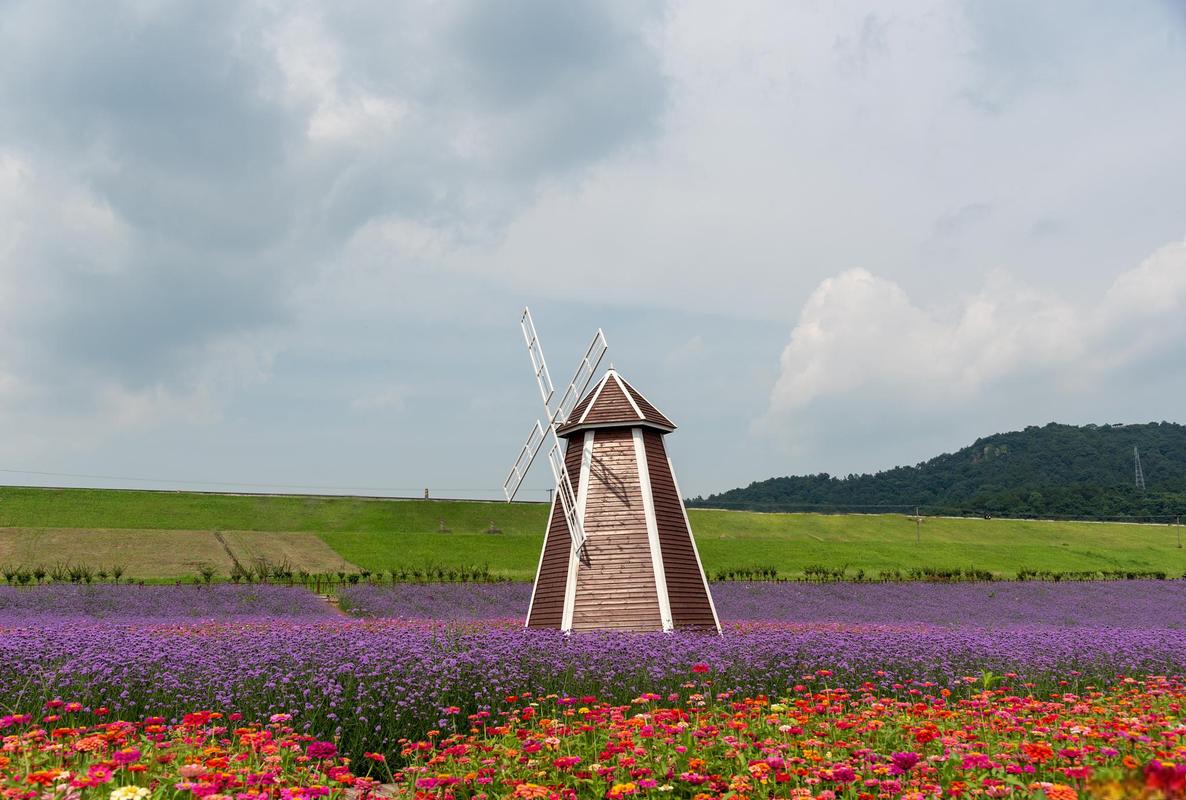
763;238;1186;446
1;0;1185;494
0;0;667;435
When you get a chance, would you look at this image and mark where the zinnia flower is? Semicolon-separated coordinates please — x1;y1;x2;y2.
109;787;150;800
306;741;337;759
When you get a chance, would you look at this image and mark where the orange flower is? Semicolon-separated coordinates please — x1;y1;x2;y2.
24;770;64;785
1043;784;1077;800
1023;742;1055;763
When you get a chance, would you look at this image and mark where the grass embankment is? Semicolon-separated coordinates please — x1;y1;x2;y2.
0;487;547;580
1;486;1185;580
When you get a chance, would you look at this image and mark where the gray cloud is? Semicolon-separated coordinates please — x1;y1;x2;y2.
1;0;1184;497
0;0;668;410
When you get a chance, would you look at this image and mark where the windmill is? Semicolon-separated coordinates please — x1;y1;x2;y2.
504;308;720;633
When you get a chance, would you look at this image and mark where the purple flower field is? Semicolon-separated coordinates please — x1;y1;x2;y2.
8;579;1183;627
338;579;1186;628
1;617;1184;758
4;580;1186;760
0;584;335;622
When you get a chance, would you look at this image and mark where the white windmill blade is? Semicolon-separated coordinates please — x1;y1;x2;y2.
502;419;586;551
508;307;605;553
545;438;586;552
503;420;547;502
551;328;608;427
520;308;556;412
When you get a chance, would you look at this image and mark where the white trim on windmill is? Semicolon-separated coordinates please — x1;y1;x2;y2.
617;373;646;421
577;371;613;425
561;430;595;631
634;427;673;631
554;420;675;434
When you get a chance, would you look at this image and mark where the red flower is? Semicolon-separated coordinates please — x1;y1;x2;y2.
1146;760;1186;794
691;664;711;674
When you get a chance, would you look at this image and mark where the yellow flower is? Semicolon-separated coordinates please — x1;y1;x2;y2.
110;788;150;800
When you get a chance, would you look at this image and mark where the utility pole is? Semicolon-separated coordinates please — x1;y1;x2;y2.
1177;515;1182;549
914;506;922;545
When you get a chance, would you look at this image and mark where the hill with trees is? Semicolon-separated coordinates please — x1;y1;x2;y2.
689;422;1186;520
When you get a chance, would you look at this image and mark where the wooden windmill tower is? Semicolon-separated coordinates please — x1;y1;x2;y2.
504;308;720;633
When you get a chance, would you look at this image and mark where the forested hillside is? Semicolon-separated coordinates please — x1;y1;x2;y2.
690;422;1186;519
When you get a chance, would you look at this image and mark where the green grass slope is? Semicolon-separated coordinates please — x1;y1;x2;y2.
689;510;1186;579
0;487;547;534
2;487;1185;580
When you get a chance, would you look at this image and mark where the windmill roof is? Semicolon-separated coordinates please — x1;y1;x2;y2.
556;370;676;436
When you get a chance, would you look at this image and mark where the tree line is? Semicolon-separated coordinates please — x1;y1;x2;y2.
689;421;1186;520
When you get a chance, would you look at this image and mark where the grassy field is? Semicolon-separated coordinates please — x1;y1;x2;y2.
1;486;1185;580
0;487;547;534
0;528;356;581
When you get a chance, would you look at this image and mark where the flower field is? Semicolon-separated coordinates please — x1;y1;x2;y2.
3;583;1186;798
393;676;1186;799
336;580;1186;627
0;705;382;800
0;585;335;622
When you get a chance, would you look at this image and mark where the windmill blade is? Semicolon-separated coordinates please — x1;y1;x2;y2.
551;328;608;426
545;436;586;552
503;420;547;502
520;308;557;413
508;307;594;551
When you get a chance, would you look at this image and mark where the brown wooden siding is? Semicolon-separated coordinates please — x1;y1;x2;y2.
578;379;641;426
571;428;663;631
621;380;676;429
642;430;717;629
526;436;583;628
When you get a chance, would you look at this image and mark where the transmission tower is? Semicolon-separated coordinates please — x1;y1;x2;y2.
1134;445;1146;491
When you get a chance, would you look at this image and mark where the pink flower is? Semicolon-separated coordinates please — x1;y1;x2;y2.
306;741;337;759
113;748;141;765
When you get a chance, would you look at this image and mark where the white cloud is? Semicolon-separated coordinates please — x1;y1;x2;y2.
763;239;1186;443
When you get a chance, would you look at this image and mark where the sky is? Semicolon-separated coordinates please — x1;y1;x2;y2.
1;0;1185;502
